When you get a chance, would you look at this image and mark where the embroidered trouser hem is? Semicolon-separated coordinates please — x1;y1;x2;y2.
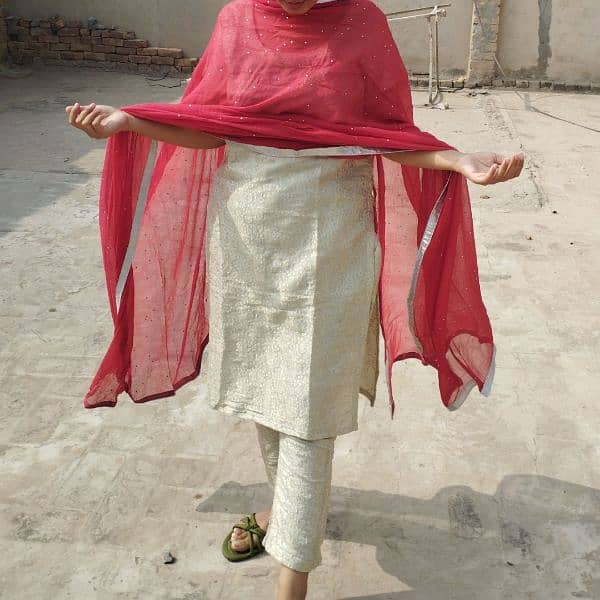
255;421;336;572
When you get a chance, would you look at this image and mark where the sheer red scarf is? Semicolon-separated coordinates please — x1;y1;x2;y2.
84;0;495;416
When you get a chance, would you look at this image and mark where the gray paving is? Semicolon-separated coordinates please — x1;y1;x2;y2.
1;68;599;599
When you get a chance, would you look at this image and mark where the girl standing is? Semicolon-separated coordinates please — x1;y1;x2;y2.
67;1;524;598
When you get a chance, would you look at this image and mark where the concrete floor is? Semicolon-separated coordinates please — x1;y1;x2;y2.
1;67;599;599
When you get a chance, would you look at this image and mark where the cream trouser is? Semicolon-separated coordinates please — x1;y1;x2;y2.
254;422;336;572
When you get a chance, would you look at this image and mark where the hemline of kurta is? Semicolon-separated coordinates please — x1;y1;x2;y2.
200;141;381;440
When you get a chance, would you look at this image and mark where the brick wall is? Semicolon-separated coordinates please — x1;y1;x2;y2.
0;1;8;64
4;14;198;76
467;0;502;86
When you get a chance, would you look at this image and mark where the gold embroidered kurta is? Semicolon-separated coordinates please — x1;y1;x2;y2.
202;141;381;440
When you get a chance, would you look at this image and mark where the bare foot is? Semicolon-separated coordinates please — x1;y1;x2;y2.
230;508;272;552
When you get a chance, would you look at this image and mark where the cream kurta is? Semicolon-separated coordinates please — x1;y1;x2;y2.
202;141;381;440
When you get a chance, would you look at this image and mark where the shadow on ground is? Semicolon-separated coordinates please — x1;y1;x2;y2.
198;474;600;599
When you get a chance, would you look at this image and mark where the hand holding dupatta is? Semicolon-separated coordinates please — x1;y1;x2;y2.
66;102;130;139
66;102;524;186
66;102;225;149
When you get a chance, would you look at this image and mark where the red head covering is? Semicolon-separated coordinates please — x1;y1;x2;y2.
85;0;495;416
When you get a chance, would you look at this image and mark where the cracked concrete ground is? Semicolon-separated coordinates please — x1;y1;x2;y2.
1;67;599;599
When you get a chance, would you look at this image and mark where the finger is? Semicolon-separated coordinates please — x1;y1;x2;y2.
478;163;498;185
91;113;105;128
507;154;524;180
78;115;98;137
88;122;100;138
82;119;101;137
70;103;91;128
506;155;522;180
514;153;525;178
68;102;80;126
502;155;516;180
81;105;99;125
81;106;100;127
492;153;505;167
75;103;95;125
497;156;514;181
490;163;504;185
495;157;511;180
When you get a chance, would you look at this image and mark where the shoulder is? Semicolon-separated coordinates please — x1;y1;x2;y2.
215;0;251;22
351;0;388;22
346;0;393;48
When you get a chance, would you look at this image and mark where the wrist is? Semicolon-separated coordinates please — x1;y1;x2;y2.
445;150;467;173
119;110;136;133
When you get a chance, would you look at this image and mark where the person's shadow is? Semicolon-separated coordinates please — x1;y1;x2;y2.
196;474;600;599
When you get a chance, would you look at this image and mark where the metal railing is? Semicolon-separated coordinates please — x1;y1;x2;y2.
386;4;452;109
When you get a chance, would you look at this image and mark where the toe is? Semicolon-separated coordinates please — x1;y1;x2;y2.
231;528;249;550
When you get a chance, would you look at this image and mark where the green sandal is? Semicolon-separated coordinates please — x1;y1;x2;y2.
222;513;267;562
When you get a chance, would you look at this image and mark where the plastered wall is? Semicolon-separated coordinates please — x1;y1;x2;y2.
498;0;600;83
7;0;600;83
3;0;474;75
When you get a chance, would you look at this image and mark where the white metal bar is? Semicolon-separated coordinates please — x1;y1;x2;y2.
386;3;451;18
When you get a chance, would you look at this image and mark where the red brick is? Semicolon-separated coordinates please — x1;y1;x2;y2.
59;36;80;45
151;55;174;65
80;28;91;37
129;54;152;64
91;44;115;53
124;39;149;48
84;51;106;61
4;17;18;31
41;49;61;59
30;27;45;37
66;20;82;28
10;48;34;58
58;27;80;37
115;47;131;55
91;30;103;38
106;53;130;63
123;31;137;40
18;18;32;27
50;42;70;51
102;30;125;39
38;34;60;43
60;51;84;60
70;42;92;52
102;37;124;47
137;47;158;56
157;47;183;58
30;41;49;51
175;57;198;68
8;41;27;51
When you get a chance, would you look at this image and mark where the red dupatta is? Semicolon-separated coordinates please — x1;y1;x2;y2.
84;0;495;416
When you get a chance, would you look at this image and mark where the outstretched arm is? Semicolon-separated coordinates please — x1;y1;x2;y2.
386;149;525;186
65;102;225;149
